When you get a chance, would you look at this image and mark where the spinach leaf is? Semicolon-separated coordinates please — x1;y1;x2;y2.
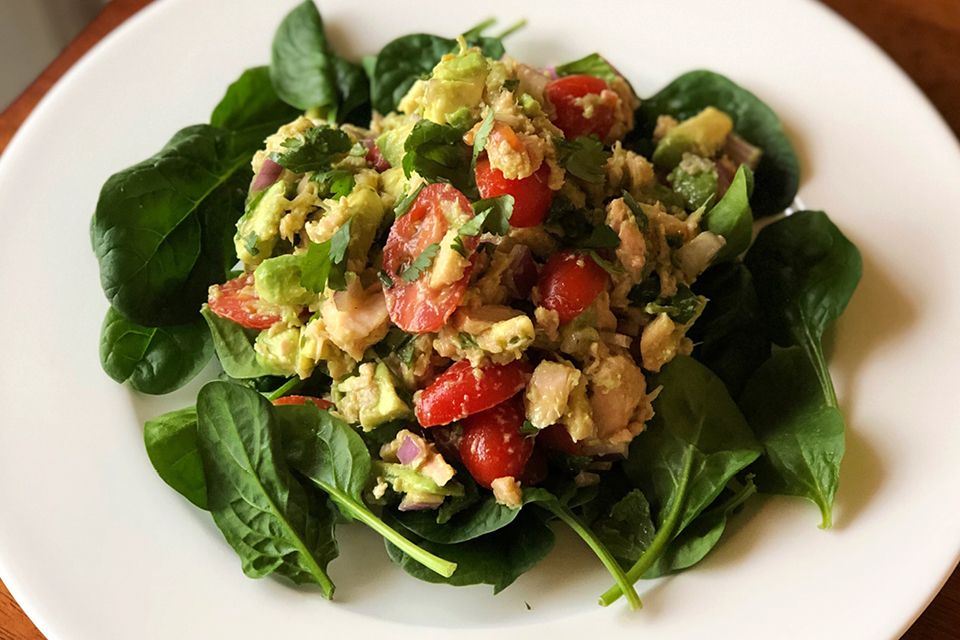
143;406;207;509
370;33;504;115
637;70;799;216
705;165;753;261
91;124;250;325
556;135;610;183
555;53;619;83
744;210;862;406
601;356;760;605
592;489;656;563
385;510;553;593
196;381;339;595
200;305;272;379
740;347;846;528
689;262;770;397
276;404;457;578
100;307;212;395
644;475;756;577
402;120;472;193
268;125;352;174
269;0;339;113
577;224;620;250
393;491;537;544
644;284;704;325
210;66;299;151
331;57;372;125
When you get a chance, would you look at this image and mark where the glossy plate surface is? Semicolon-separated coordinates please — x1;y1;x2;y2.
1;1;958;638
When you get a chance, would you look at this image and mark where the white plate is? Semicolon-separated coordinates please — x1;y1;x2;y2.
1;0;959;638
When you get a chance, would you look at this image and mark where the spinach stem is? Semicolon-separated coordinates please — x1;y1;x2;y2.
265;377;301;402
462;17;497;39
599;447;694;606
496;19;528;39
541;501;642;610
316;481;457;578
802;328;838;408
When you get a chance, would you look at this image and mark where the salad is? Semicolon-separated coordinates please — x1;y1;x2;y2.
92;1;861;610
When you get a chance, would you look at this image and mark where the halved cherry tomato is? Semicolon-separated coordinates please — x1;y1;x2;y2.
415;359;531;427
545;74;616;140
475;156;553;228
537;251;608;322
520;446;548;486
382;183;477;333
459;397;534;488
207;273;280;330
273;395;332;410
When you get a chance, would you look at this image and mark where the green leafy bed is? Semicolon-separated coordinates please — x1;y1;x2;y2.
92;1;861;611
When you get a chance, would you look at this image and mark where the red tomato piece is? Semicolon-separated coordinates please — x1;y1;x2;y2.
475;156;553;228
545;74;616;140
415;359;531;427
520;446;548;486
382;183;477;333
537;251;609;323
207;273;280;330
459;397;534;488
273;395;332;410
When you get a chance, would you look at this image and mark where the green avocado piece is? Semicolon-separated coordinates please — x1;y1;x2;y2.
252;254;314;307
338;362;412;431
254;324;300;376
421;48;488;125
373;462;464;498
653;106;734;170
375;119;417;168
234;181;288;266
668;155;719;211
344;187;386;263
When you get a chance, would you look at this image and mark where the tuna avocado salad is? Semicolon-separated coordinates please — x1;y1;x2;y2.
92;1;861;610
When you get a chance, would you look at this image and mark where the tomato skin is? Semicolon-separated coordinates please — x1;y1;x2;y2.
416;359;531;427
382;183;476;333
459;397;534;488
545;75;616;140
273;395;332;410
520;446;548;486
537;251;609;323
208;273;281;330
475;157;553;228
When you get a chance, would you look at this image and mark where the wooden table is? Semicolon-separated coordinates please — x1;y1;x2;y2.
0;0;958;638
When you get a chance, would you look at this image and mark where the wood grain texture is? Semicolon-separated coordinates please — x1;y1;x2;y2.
0;0;957;638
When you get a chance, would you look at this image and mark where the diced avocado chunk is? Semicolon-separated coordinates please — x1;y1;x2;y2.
344;186;386;263
373;461;464;498
337;362;412;431
668;154;719;211
375;118;417;168
234;181;288;266
422;48;488;125
253;254;314;307
652;106;734;170
254;323;300;376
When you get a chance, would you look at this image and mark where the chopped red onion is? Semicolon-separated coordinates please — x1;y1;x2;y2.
252;158;283;191
398;493;442;511
723;133;763;171
397;436;423;466
364;138;391;172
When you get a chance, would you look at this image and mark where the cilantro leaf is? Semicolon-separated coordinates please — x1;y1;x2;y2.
269;125;352;173
555;53;620;84
311;168;355;199
326;219;352;291
400;243;440;282
578;224;620;250
394;183;425;218
520;420;540;437
644;284;706;324
300;219;352;293
472;110;496;169
471;195;514;235
621;190;649;231
556;135;610;183
402;120;472;193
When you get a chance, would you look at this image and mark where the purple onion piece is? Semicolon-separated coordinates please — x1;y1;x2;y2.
398;493;443;511
397;436;422;466
723;133;763;171
252;158;283;191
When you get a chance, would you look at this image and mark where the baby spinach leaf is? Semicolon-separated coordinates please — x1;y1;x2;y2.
705;165;753;261
196;381;339;595
744;210;861;406
200;305;272;379
740;347;846;528
689;262;770;397
402;120;472;192
268;125;352;174
269;0;339;112
100;306;212;395
644;475;756;577
371;33;505;115
555;52;619;83
277;404;457;578
638;70;799;216
393;489;543;544
385;510;554;593
210;66;299;151
143;406;206;509
644;284;704;325
91;124;251;326
332;57;372;125
592;489;656;564
556;135;610;183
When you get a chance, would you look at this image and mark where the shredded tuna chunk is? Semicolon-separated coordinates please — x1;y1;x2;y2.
491;476;523;509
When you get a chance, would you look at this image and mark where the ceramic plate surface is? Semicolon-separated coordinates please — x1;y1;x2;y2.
1;1;959;638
